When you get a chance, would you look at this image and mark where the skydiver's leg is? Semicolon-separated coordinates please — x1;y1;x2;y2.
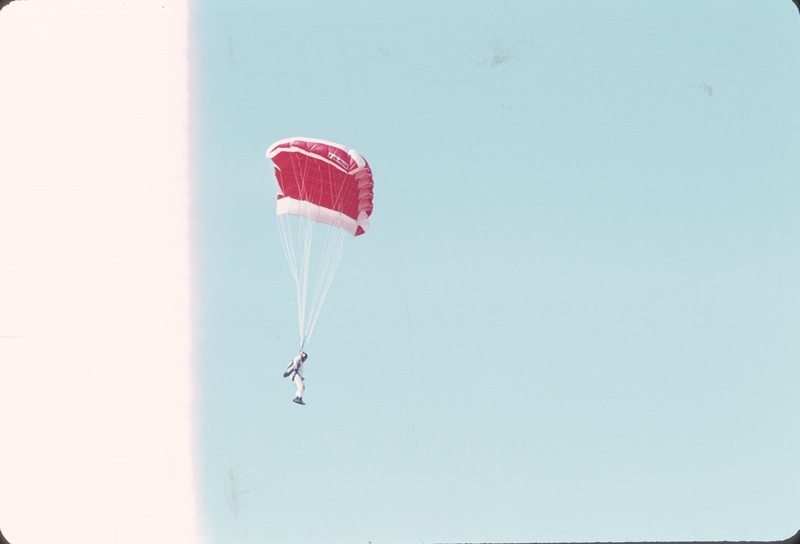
293;374;304;399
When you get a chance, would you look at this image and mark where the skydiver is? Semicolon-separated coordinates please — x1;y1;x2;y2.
283;351;308;405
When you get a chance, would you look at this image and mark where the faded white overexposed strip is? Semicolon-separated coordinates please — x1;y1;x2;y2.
0;1;200;543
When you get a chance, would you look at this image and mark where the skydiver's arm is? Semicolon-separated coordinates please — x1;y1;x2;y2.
284;355;302;373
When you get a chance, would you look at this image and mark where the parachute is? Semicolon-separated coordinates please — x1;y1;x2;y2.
267;137;374;351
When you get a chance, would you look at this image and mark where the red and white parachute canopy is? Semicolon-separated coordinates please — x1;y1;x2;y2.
267;137;374;350
267;137;374;236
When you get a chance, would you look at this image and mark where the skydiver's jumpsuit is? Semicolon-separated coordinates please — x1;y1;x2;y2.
284;354;305;400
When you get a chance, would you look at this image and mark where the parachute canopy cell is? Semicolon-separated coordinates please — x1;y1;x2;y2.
267;137;374;236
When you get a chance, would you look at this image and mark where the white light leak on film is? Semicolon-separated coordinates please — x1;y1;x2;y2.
0;1;200;543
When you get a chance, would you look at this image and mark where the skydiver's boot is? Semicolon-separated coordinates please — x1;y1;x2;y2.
293;397;305;405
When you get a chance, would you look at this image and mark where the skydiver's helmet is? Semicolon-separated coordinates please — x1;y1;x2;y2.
300;352;307;362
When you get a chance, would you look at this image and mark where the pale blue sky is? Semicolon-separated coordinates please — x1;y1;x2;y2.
191;2;800;542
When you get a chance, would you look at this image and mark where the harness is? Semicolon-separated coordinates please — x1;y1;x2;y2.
287;361;303;381
285;354;306;381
